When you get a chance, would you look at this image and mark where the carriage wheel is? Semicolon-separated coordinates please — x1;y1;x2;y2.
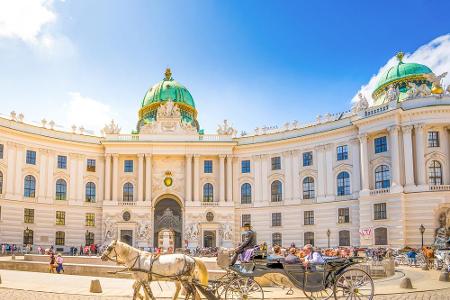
303;287;334;300
225;277;264;300
333;269;374;300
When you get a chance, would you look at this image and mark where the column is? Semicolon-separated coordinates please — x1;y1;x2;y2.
351;139;361;192
77;156;84;201
6;142;16;197
104;154;111;201
145;154;152;202
14;146;24;196
442;127;450;185
69;154;78;201
316;146;326;198
388;126;401;187
283;151;293;201
112;154;119;201
137;154;144;202
291;150;300;200
226;155;233;202
325;144;334;197
219;155;225;202
359;134;369;191
261;155;269;202
414;124;425;186
185;155;192;202
38;150;47;200
193;155;200;202
46;151;55;201
253;155;262;203
402;125;415;186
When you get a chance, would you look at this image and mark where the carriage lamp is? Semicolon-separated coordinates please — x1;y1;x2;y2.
419;224;425;248
326;229;331;248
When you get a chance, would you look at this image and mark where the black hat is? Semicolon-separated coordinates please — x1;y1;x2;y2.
243;223;251;227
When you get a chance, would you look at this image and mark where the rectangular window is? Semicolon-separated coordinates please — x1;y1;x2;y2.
374;203;387;220
85;213;95;226
26;150;36;165
124;160;134;172
204;160;213;173
428;131;440;147
338;207;350;223
0;144;3;159
56;211;65;225
55;231;65;246
271;156;281;170
337;145;348;161
374;136;387;154
304;210;314;225
87;159;96;172
303;151;313;166
24;208;34;224
241;160;250;173
57;155;67;169
272;212;282;226
241;214;251;227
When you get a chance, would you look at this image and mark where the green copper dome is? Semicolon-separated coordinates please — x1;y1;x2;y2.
372;52;433;105
141;69;195;108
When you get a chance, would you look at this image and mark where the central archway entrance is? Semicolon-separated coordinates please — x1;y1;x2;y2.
154;198;182;249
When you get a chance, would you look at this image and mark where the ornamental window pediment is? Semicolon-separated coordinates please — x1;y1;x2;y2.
53;172;69;182
425;150;447;163
370;155;390;167
299;169;317;179
238;175;254;185
333;163;352;176
83;174;99;183
268;172;284;182
120;177;137;186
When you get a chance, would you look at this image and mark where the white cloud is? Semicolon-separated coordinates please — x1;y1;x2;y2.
0;0;55;43
66;92;116;135
353;34;450;103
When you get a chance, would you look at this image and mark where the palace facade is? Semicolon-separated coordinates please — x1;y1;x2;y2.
0;57;449;252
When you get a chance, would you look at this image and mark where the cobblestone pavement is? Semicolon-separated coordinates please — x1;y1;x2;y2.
1;287;450;300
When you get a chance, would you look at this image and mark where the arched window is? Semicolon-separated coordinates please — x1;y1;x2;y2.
240;183;252;204
55;231;65;246
271;180;282;202
85;182;96;202
302;177;315;199
339;230;351;247
304;232;315;246
203;183;214;202
0;171;3;194
55;179;67;200
374;227;388;245
272;232;282;246
24;175;36;198
23;229;33;245
337;172;350;196
123;182;134;202
428;160;442;185
375;165;390;189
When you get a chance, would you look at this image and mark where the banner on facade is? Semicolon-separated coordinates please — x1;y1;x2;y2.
359;228;372;240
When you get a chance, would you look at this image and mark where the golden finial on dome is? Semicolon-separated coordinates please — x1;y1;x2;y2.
396;51;404;62
164;68;172;80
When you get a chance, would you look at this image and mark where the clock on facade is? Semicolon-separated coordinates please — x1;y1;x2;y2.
206;212;214;222
123;211;131;221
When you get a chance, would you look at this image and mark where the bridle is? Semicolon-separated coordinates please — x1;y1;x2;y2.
101;240;120;263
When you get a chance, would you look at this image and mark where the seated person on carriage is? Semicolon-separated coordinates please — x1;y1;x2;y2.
230;222;257;266
301;244;325;269
285;247;301;264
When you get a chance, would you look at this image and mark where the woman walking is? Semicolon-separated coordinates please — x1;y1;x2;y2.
56;254;64;273
49;253;56;273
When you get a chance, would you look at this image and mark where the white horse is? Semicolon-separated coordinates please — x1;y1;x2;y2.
101;240;208;300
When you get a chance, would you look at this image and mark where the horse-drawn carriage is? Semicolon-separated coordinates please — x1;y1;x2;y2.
194;249;374;300
101;241;374;300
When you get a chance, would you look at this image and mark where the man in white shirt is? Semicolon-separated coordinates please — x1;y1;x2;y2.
303;244;325;267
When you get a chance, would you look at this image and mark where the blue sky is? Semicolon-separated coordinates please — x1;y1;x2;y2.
0;0;449;135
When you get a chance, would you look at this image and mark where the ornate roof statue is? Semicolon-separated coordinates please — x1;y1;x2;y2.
352;93;369;112
102;119;121;134
217;119;237;136
385;84;400;103
423;72;447;95
157;99;181;118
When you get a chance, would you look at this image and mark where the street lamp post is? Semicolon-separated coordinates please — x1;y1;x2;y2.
419;224;425;248
327;229;331;248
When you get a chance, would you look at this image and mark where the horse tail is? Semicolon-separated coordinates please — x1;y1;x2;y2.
193;257;208;286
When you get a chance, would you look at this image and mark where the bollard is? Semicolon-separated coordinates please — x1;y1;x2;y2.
421;264;429;271
11;254;15;260
0;274;2;284
439;271;449;282
90;279;103;293
399;277;413;289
